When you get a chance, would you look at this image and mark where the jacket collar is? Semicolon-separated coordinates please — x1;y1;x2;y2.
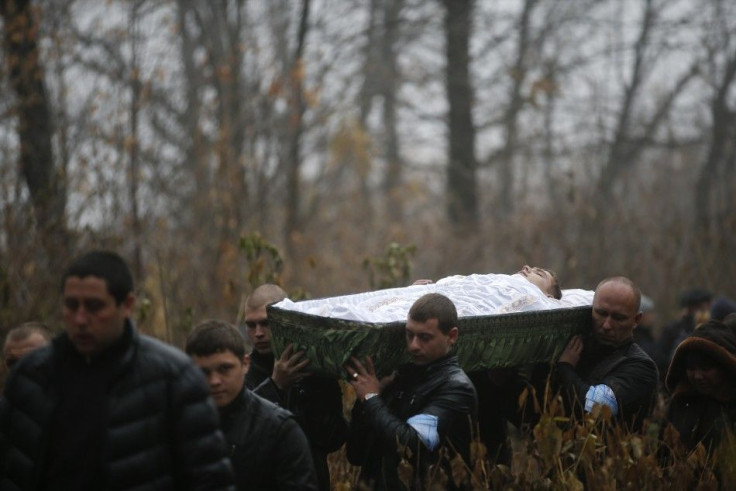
219;386;248;418
249;350;275;371
398;353;457;379
54;319;137;373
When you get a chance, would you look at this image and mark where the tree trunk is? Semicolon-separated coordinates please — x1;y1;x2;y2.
128;0;143;280
284;0;311;269
358;0;380;125
497;0;537;218
382;0;403;222
694;48;736;234
1;0;66;253
443;0;477;229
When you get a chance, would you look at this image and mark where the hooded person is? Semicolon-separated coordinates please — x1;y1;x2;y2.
665;319;736;452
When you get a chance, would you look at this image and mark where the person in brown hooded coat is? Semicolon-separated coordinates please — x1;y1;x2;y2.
665;318;736;452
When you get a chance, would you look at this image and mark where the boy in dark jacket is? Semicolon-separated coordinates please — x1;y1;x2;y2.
186;319;318;491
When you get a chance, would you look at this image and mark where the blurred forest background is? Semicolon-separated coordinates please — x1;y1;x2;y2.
0;0;735;344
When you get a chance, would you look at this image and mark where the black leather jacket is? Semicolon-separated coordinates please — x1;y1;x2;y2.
555;337;658;430
220;387;318;490
246;351;348;491
346;354;477;490
0;323;234;491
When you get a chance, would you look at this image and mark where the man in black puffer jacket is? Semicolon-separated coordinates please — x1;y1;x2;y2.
345;293;477;490
0;250;234;491
186;319;318;490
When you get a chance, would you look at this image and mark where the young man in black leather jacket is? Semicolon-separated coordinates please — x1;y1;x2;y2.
345;293;478;490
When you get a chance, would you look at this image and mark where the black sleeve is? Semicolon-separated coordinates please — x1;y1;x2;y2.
252;377;286;405
170;363;235;490
554;362;590;415
297;376;348;453
0;396;9;478
274;418;319;491
345;399;370;465
360;380;476;454
599;357;658;424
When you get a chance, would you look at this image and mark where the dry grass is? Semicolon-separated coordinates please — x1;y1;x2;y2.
329;388;735;490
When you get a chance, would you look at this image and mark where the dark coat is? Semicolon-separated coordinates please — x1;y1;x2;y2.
346;354;477;490
468;362;551;466
0;323;233;491
665;320;736;451
666;392;736;452
220;387;318;491
555;337;658;430
656;314;696;381
633;325;657;361
245;351;348;491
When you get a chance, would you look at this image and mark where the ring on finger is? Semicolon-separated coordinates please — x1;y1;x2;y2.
352;372;359;380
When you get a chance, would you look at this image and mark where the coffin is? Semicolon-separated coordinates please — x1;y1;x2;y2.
267;302;592;378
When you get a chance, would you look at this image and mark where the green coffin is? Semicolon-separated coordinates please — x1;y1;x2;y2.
267;304;592;378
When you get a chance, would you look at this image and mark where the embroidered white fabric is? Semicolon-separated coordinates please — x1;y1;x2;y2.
274;273;593;323
406;413;440;450
584;384;619;415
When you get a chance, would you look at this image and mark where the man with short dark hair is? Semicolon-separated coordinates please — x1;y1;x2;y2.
241;284;348;491
345;293;477;490
556;276;658;430
3;322;51;372
186;319;318;491
0;250;234;490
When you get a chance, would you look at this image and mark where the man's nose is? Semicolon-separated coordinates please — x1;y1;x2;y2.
208;373;221;386
408;337;420;351
255;325;265;337
73;307;89;325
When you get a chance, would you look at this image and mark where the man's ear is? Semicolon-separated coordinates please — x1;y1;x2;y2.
633;312;642;327
448;326;459;345
243;353;251;374
120;293;135;316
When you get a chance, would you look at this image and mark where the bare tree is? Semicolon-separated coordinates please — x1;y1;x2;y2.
694;0;736;235
596;0;698;208
380;0;404;221
443;0;477;229
128;0;144;280
284;0;311;271
495;0;538;218
0;0;66;254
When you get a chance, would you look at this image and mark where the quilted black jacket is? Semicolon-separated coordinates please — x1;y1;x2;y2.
0;323;234;491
